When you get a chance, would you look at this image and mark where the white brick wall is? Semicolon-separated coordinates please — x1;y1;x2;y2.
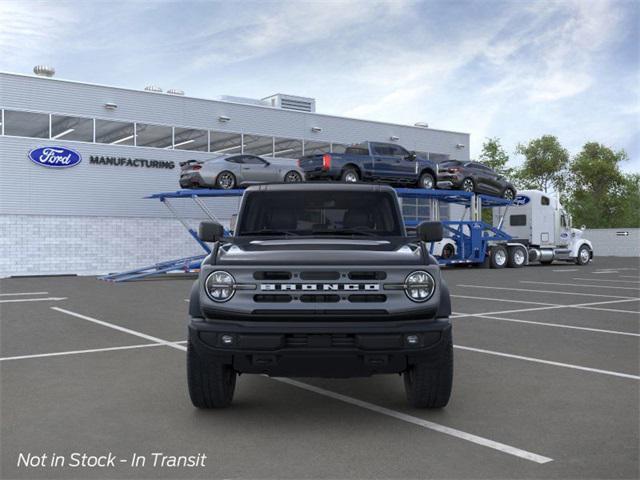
0;214;216;277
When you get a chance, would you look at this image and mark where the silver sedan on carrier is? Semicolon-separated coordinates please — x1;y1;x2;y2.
179;154;304;189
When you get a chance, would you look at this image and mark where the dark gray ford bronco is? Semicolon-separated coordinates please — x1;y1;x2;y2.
187;183;453;408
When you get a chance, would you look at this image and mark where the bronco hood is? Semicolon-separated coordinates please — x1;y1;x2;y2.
216;237;424;266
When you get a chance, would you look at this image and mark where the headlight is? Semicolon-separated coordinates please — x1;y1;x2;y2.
404;270;435;302
205;271;236;302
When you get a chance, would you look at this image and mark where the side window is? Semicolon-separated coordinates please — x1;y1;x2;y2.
561;214;567;227
372;144;393;156
226;156;243;164
242;155;266;165
390;145;410;158
541;196;550;206
510;215;527;226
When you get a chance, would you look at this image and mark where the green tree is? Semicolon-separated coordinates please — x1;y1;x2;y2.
479;137;513;177
515;135;569;193
565;142;638;228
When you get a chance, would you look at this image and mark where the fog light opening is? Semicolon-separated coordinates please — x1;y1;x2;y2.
221;334;234;345
406;334;420;345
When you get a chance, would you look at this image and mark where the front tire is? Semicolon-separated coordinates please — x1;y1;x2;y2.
419;172;435;190
461;177;475;192
341;168;359;183
576;245;591;265
503;188;516;201
284;170;303;183
187;341;236;408
404;337;453;408
216;171;236;190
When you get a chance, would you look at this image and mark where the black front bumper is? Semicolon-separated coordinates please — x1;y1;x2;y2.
189;318;451;378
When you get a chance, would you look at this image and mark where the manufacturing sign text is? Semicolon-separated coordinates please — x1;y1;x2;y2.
29;147;82;168
89;156;175;169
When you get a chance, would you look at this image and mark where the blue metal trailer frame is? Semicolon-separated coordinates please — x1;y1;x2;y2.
100;187;513;282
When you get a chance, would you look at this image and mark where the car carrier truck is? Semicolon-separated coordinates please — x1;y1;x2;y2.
493;190;593;266
186;183;453;409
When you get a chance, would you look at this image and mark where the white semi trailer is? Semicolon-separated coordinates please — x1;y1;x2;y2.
493;190;593;266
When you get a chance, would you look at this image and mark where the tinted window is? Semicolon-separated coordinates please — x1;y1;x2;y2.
244;134;273;156
4;110;49;138
304;141;331;155
51;114;93;142
136;123;172;148
174;127;208;151
390;145;410;157
225;156;243;164
541;196;550;206
242;155;266;165
345;147;369;156
274;137;303;158
510;215;527;226
211;131;243;154
237;191;403;236
95;119;134;145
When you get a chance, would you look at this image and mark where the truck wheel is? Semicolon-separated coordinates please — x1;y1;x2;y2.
284;170;302;183
507;246;526;268
576;245;591;265
503;188;516;201
419;172;435;190
216;171;236;189
490;245;508;268
341;168;359;183
404;337;453;408
187;341;236;408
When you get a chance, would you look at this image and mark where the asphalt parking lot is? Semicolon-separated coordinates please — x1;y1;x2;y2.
1;257;638;479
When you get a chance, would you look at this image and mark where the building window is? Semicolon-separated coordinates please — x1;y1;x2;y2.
273;137;303;158
3;110;49;138
243;134;274;156
303;140;331;155
173;127;208;151
135;123;173;148
95;119;135;145
210;131;243;154
51;114;93;142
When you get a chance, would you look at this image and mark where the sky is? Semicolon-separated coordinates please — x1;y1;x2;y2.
1;0;638;172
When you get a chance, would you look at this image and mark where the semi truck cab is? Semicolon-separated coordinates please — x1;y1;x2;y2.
494;190;593;265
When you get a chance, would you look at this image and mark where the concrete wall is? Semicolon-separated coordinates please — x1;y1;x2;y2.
584;228;640;257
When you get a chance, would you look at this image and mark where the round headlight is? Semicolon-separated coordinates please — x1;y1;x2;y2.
404;270;435;302
205;271;236;302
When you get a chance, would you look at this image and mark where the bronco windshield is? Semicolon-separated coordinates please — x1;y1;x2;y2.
236;191;404;237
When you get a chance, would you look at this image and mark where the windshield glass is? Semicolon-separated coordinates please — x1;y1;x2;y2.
237;191;404;236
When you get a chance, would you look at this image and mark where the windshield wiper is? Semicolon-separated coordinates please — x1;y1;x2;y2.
240;229;300;236
311;229;378;237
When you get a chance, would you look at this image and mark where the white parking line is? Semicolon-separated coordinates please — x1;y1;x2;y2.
0;297;67;304
48;307;554;464
453;313;639;337
455;345;640;380
520;281;640;291
0;341;187;362
451;294;557;306
621;275;640;279
452;298;640;318
0;291;49;296
51;307;187;352
572;278;640;284
552;269;579;272
456;284;638;299
273;377;553;464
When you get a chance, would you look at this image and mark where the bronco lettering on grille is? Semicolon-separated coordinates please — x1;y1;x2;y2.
261;284;380;291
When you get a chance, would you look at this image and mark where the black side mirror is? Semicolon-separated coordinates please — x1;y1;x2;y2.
198;221;225;242
407;151;417;161
417;221;443;242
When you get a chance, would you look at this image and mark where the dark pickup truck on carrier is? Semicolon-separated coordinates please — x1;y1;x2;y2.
187;183;453;408
298;141;440;189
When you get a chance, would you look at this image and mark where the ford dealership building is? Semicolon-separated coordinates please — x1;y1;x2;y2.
0;70;470;277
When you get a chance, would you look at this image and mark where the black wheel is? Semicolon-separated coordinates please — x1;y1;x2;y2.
419;172;435;190
576;245;591;265
341;168;359;183
284;170;303;183
503;188;516;201
441;243;455;259
187;341;236;408
490;245;508;269
404;337;453;408
461;177;475;192
507;246;526;268
216;171;236;190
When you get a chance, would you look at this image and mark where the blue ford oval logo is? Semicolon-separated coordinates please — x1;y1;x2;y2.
513;195;530;206
28;146;82;168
